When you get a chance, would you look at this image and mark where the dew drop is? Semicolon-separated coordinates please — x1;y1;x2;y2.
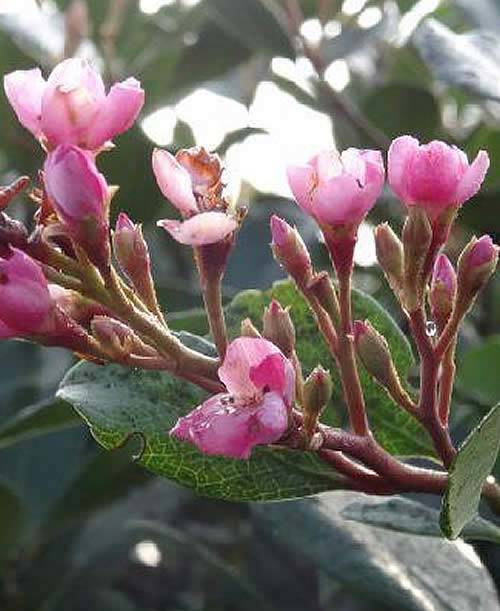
425;321;437;337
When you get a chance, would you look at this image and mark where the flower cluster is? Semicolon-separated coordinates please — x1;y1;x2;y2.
1;57;498;496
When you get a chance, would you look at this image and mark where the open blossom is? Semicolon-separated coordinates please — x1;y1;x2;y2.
388;136;489;218
153;147;237;246
171;337;295;459
4;58;144;151
287;148;385;228
0;248;53;338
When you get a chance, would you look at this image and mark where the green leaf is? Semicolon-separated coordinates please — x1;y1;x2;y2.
227;280;434;457
57;362;346;501
457;336;500;407
362;85;440;141
341;496;500;544
205;0;294;57
0;482;25;569
254;491;499;610
0;398;80;450
414;18;500;101
441;403;500;539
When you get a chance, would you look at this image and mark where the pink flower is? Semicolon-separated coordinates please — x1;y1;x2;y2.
388;136;489;218
153;147;237;246
4;58;144;150
287;148;385;227
0;248;53;338
44;145;110;268
170;337;295;459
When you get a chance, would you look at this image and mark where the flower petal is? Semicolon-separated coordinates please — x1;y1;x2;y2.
86;77;145;149
152;148;198;216
387;135;420;204
157;212;236;246
455;150;490;205
170;391;288;459
3;68;46;138
287;164;316;215
218;337;282;397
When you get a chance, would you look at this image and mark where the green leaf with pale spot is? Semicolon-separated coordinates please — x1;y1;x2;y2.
226;280;434;457
57;362;346;501
440;402;500;539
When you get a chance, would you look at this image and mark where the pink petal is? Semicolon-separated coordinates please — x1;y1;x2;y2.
170;391;288;459
455;150;490;205
406;141;463;211
41;59;105;148
218;337;282;397
315;173;367;225
45;58;105;100
152;148;198;216
249;353;286;393
0;320;16;339
387;135;420;204
157;212;236;246
3;68;46;138
310;150;343;181
287;164;316;215
432;254;456;294
86;77;145;149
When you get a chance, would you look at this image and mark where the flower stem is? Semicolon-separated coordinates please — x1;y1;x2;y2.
201;270;228;359
438;340;456;426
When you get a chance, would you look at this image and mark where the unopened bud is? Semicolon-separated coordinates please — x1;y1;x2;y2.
307;272;340;327
456;235;499;317
402;207;432;311
354;320;413;408
91;316;155;360
429;254;456;327
302;366;332;441
375;222;404;294
240;317;261;338
270;215;313;286
262;299;296;357
49;285;109;328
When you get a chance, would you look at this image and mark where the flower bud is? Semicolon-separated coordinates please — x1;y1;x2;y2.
456;235;499;317
302;366;332;440
270;215;313;286
44;144;110;268
0;248;53;337
354;320;413;408
375;222;404;294
91;315;156;360
113;212;160;312
307;271;340;327
240;317;261;338
429;254;456;327
401;207;433;311
262;300;296;357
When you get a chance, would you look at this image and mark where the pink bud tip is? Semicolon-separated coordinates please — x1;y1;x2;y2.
468;235;498;268
270;215;291;247
44;144;108;223
115;212;136;233
432;254;456;293
353;320;369;343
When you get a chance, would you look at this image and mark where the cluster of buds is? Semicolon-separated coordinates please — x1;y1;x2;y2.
1;55;499;497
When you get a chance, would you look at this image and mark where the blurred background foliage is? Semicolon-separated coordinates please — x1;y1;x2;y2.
0;0;500;609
